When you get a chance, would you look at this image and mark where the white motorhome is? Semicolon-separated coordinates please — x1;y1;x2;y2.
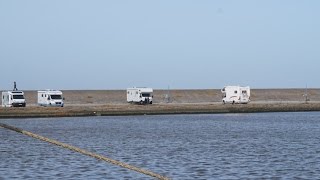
2;91;26;107
38;90;64;107
221;86;250;104
127;88;153;104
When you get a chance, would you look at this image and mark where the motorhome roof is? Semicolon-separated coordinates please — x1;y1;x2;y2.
3;91;24;94
129;87;151;89
128;87;153;89
12;91;23;93
127;87;153;92
223;86;250;88
38;90;62;94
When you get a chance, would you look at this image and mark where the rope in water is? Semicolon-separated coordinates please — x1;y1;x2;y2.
0;123;170;180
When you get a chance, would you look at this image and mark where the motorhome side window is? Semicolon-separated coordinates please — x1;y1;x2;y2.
51;95;62;99
142;93;151;97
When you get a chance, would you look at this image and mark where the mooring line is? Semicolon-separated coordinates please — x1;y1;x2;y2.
0;123;169;180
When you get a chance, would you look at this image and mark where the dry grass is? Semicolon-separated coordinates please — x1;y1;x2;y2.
11;89;320;106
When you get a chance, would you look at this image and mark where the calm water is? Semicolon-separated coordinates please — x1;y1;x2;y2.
1;112;320;179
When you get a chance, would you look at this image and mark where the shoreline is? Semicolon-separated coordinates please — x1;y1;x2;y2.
1;102;320;119
1;89;319;119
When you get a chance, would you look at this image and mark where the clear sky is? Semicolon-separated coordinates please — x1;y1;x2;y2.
1;1;319;90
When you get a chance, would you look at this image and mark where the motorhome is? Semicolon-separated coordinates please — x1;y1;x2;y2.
127;88;153;104
38;90;64;107
221;86;250;104
2;91;26;107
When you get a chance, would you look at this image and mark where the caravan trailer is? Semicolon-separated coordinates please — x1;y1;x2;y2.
127;88;153;104
2;91;26;107
38;90;64;107
221;86;250;104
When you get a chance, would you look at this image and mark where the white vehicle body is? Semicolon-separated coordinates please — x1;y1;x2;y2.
127;88;153;104
38;90;64;107
221;86;250;104
2;91;26;107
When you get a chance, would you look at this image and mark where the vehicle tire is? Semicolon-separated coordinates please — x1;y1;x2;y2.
223;100;225;104
150;101;152;104
232;101;235;105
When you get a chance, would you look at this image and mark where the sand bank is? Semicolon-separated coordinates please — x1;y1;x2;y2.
1;102;320;119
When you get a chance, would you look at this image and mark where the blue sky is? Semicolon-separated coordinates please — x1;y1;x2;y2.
1;1;319;90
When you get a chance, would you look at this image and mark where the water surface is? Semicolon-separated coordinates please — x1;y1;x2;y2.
1;112;320;179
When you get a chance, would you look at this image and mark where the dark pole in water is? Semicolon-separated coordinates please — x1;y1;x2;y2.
0;123;170;180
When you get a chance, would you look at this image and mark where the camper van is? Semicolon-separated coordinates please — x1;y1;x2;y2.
2;91;26;107
38;90;64;107
127;88;153;104
221;86;250;104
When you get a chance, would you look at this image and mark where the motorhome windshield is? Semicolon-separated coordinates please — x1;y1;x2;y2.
50;95;62;100
141;93;151;97
13;95;24;99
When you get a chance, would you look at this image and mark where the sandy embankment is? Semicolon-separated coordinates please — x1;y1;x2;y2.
17;89;320;105
0;89;320;118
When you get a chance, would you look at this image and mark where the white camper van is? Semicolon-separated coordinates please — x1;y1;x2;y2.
127;88;153;104
38;90;64;107
221;86;250;104
2;91;26;107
